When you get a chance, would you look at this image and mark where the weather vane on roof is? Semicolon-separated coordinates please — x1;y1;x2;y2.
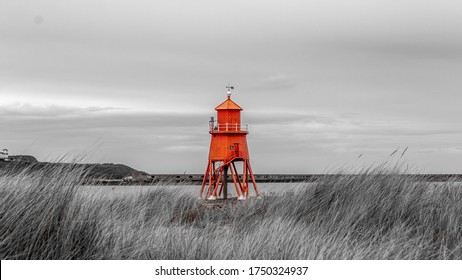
226;83;234;98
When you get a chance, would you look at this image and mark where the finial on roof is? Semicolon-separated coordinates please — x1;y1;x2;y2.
226;83;234;99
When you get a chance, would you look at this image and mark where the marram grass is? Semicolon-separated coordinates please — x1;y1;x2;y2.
1;164;461;259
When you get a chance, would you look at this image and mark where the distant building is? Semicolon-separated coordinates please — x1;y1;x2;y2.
0;149;10;161
122;175;133;182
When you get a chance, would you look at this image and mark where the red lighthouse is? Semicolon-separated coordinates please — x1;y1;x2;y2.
200;86;259;200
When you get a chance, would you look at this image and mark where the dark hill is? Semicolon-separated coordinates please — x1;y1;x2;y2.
0;157;143;179
9;155;39;164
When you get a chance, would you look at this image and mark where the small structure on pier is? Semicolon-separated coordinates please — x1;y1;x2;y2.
0;149;10;161
200;85;259;200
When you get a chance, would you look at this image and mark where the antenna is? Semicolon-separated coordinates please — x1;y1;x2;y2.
226;83;234;98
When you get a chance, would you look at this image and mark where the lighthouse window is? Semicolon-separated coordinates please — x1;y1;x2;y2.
230;145;234;150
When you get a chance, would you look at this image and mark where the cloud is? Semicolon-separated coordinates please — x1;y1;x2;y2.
358;42;462;61
163;145;207;152
247;74;297;91
0;103;120;118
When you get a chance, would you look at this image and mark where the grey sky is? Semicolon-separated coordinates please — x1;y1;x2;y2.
1;0;461;173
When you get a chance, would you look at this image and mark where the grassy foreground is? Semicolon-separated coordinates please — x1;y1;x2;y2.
1;164;461;259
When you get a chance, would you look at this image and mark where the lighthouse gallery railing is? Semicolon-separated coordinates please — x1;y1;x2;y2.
209;122;248;132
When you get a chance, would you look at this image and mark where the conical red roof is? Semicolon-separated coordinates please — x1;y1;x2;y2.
215;97;243;110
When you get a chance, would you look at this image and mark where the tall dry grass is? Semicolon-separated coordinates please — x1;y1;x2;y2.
1;163;461;259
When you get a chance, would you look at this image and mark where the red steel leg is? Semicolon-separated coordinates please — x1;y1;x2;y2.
246;160;259;196
229;162;242;198
200;161;210;198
